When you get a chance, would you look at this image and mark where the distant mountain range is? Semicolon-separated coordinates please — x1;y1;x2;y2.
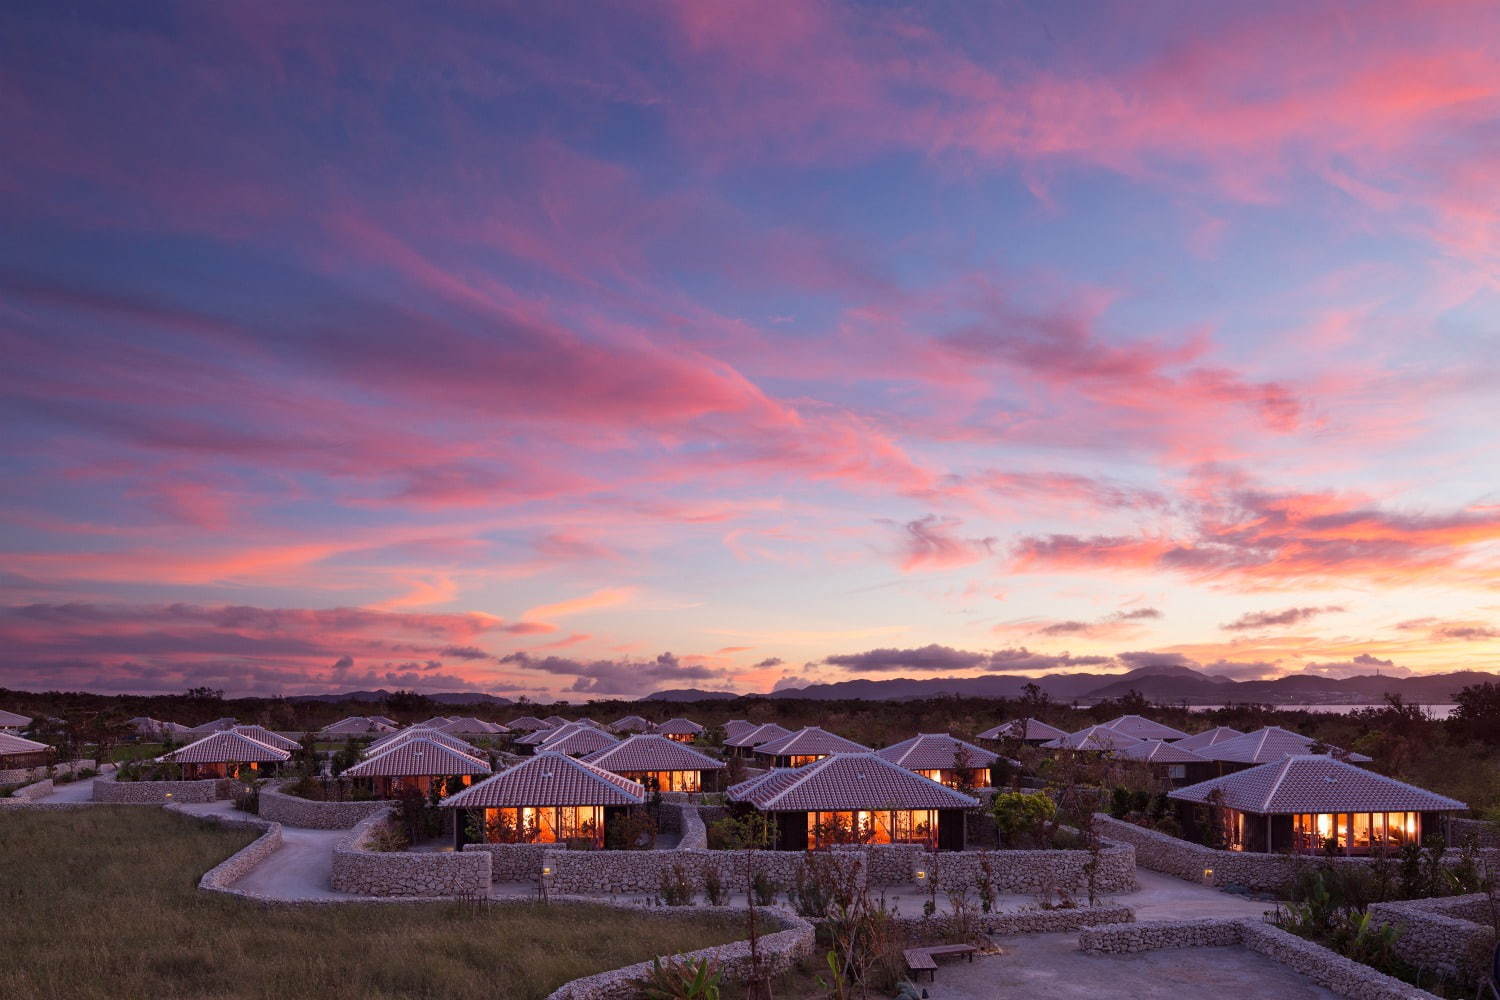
643;666;1498;705
287;689;513;706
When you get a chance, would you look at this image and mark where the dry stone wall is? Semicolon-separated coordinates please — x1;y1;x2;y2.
91;773;225;804
1367;893;1497;982
544;905;814;1000
1447;817;1500;848
541;847;866;896
904;904;1133;939
0;759;96;786
259;782;393;829
163;805;286;898
1080;917;1245;953
329;810;492;897
462;842;550;882
927;841;1137;894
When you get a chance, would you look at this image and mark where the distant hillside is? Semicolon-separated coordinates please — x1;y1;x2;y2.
759;667;1495;704
642;688;742;702
287;689;512;705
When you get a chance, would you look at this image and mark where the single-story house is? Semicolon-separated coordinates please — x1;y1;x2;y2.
0;709;34;733
976;717;1068;746
0;732;55;769
1043;725;1145;753
875;733;999;789
723;719;757;743
582;734;726;792
445;751;646;849
753;727;872;768
128;716;190;740
440;717;508;736
184;717;237;738
724;722;792;758
342;736;491;797
653;718;705;743
1169;755;1465;855
159;730;290;779
609;715;652;734
365;727;482;758
1115;739;1214;786
1101;715;1190;741
542;715;572;728
516;720;604;750
539;725;619;757
319;716;396;738
1194;726;1372;773
368;715;397;728
727;753;979;851
230;724;300;752
1173;726;1244;752
505;716;552;732
414;716;457;729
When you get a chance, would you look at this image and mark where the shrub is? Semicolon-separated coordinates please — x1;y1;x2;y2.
707;814;770;850
53;772;76;785
640;956;721;1000
365;822;410;853
750;871;780;907
992;790;1056;847
658;863;696;906
702;865;728;906
606;807;657;850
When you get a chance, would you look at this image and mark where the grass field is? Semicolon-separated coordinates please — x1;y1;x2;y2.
0;807;754;1000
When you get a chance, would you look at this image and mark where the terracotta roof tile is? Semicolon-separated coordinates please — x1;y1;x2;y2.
442;751;645;808
1116;739;1209;764
439;717;508;735
724;722;792;748
609;715;652;733
161;730;290;764
541;726;620;756
582;735;726;773
365;729;482;758
1043;725;1145;752
876;733;998;771
723;720;756;741
1170;755;1464;814
0;732;50;754
752;727;870;758
728;753;979;812
1101;715;1190;741
320;716;397;736
229;725;300;751
344;737;491;778
0;709;32;728
653;717;704;736
976;718;1067;742
505;716;551;732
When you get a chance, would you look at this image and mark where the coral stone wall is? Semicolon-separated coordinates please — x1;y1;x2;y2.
1080;917;1245;953
0;759;96;786
1447;817;1500;848
1367;893;1497;982
7;778;54;802
675;803;708;850
462;842;551;882
927;841;1138;894
544;906;814;1000
91;773;225;804
163;805;286;897
329;811;492;897
541;847;867;896
900;904;1134;938
259;782;394;829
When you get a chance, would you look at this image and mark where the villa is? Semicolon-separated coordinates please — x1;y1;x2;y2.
542;715;572;728
723;719;756;742
0;732;54;769
875;733;998;789
1115;739;1214;785
185;717;237;738
539;725;619;757
413;716;457;729
229;724;299;752
1173;726;1244;752
504;716;551;732
752;727;871;768
445;751;647;849
608;715;652;734
1194;726;1372;772
319;716;396;737
1101;715;1190;741
976;718;1067;746
342;736;492;797
0;709;31;732
723;722;792;757
653;718;705;743
1043;725;1145;752
128;716;189;739
159;730;290;778
583;734;726;792
1169;755;1466;855
366;727;482;758
726;752;979;851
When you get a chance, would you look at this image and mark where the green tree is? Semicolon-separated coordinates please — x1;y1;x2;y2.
991;791;1055;848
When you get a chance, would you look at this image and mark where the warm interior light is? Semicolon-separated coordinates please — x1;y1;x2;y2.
915;870;926;880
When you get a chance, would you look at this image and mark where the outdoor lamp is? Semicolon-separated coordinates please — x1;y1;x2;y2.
1201;867;1213;883
914;870;926;881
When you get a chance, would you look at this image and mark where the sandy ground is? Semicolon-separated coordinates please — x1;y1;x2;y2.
923;932;1338;999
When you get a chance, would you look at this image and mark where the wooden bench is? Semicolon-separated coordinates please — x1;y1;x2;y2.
903;943;976;981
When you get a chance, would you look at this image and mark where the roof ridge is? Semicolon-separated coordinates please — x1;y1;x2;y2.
1258;755;1295;812
760;754;837;809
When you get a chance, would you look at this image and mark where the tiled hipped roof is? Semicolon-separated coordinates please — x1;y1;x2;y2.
161;730;290;764
1043;726;1145;752
753;727;870;757
728;753;980;812
1101;715;1190;741
976;718;1067;742
1116;740;1208;764
439;717;508;735
365;728;481;757
343;737;491;778
1170;756;1465;815
653;717;704;736
320;716;396;736
504;716;551;732
0;732;51;755
724;723;792;748
1194;726;1372;764
876;733;998;771
0;709;32;727
723;720;756;741
609;715;652;733
1173;726;1244;751
542;726;620;756
229;725;300;751
583;734;726;773
442;752;646;808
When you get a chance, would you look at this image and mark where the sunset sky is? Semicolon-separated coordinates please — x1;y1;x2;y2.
3;1;1499;699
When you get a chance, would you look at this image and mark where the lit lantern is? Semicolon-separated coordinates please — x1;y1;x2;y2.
1202;868;1214;884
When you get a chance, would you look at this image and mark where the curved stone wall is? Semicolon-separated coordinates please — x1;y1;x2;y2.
330;811;491;897
544;905;814;1000
1367;893;1497;982
92;773;225;804
163;804;286;898
259;782;393;829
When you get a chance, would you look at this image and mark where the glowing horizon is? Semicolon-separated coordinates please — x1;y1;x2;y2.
3;2;1500;698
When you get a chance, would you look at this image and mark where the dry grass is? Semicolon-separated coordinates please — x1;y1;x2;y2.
0;807;751;1000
